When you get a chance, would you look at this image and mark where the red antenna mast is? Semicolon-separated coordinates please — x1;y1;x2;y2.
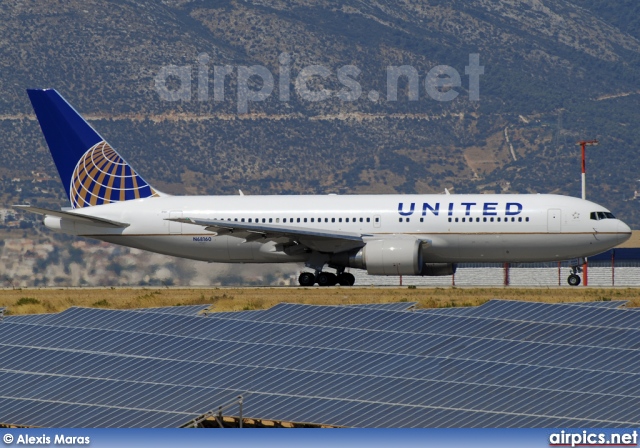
576;139;599;200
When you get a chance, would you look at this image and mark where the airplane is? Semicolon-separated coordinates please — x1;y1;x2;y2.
16;89;632;287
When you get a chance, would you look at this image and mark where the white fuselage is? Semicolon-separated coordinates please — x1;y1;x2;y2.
43;193;631;265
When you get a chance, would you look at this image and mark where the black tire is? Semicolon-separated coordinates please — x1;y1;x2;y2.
567;274;581;287
337;273;355;286
299;272;316;287
317;272;337;286
345;273;355;286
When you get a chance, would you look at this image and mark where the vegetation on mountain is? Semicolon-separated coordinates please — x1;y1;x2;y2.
2;0;640;227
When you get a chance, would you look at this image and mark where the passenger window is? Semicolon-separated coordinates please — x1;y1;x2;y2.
332;218;335;223
339;218;342;223
359;217;363;222
518;217;522;222
462;218;465;222
304;218;307;223
375;217;379;223
269;218;272;223
455;218;459;222
476;217;480;222
399;217;403;222
448;217;452;222
490;217;494;222
525;217;530;222
420;218;424;223
325;218;328;223
483;217;487;222
310;218;314;223
497;217;501;222
297;218;301;223
367;218;371;223
346;218;350;223
406;218;410;223
276;218;279;223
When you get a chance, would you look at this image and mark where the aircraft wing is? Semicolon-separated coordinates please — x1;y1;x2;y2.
14;205;130;228
168;217;368;253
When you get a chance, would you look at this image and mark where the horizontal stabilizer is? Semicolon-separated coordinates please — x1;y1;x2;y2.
14;205;129;228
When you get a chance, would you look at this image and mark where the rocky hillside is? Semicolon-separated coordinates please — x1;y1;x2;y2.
2;1;640;285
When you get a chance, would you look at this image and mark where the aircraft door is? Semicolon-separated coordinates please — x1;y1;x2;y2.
547;209;561;233
169;211;182;234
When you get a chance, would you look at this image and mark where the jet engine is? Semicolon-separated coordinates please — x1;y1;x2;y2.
332;238;456;276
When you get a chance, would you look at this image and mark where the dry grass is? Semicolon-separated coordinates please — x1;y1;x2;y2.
1;286;639;316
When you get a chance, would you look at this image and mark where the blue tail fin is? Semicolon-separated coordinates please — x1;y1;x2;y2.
27;89;160;208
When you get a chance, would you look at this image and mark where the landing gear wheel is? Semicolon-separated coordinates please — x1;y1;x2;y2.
299;272;316;287
317;272;337;286
337;273;356;286
567;274;581;287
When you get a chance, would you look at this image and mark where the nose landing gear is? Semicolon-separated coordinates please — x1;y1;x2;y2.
567;264;582;286
567;273;581;286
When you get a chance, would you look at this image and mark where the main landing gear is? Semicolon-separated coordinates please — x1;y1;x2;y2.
298;270;355;287
567;265;582;286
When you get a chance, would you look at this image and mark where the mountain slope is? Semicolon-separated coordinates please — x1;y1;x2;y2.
1;0;640;225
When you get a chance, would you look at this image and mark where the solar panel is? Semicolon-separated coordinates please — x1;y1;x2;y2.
444;299;640;329
416;300;629;318
133;304;211;316
2;309;639;390
14;305;640;367
2;301;640;428
413;306;478;315
199;302;640;348
2;313;57;324
565;301;628;308
1;330;638;427
343;303;417;311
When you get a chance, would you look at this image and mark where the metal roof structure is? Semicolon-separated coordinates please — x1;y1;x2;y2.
1;299;639;428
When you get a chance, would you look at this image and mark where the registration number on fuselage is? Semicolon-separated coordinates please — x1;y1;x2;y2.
193;236;212;242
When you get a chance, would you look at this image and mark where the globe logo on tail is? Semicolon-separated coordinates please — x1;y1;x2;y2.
70;141;158;208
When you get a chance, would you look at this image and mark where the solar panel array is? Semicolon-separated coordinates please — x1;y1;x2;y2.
344;302;417;311
1;299;639;428
133;304;211;316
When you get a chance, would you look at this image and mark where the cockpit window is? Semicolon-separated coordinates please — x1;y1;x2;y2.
590;211;616;220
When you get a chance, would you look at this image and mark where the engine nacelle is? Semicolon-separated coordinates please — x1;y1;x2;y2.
348;238;423;275
332;238;457;276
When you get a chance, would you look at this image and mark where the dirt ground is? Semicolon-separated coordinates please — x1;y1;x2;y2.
0;286;638;315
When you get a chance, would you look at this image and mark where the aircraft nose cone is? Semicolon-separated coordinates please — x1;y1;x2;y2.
618;221;632;245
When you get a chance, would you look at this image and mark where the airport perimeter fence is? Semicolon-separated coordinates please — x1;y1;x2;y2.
352;248;640;287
